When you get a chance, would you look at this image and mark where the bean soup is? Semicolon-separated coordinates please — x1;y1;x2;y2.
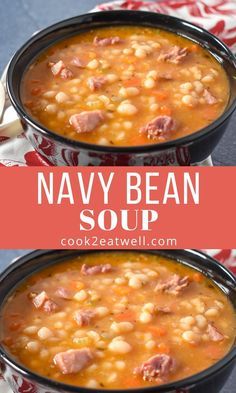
1;252;235;389
21;26;229;146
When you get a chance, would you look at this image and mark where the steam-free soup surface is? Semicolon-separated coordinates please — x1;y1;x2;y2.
21;26;229;146
1;252;235;389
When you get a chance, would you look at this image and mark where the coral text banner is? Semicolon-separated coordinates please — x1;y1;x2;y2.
0;167;234;249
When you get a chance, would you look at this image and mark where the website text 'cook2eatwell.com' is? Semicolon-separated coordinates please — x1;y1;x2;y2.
0;1;236;393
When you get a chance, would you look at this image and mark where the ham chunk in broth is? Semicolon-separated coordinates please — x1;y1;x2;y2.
154;274;190;295
140;115;176;141
81;263;112;275
1;252;235;389
69;110;105;133
134;354;176;382
21;26;229;147
54;348;93;374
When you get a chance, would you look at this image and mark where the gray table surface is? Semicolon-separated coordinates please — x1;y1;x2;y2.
0;249;235;393
0;0;235;165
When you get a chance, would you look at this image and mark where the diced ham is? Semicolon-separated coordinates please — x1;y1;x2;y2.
81;263;112;275
32;291;48;308
158;46;188;64
134;354;175;382
203;89;217;105
56;287;73;300
74;310;95;327
71;57;86;68
155;274;190;295
207;323;224;342
94;36;122;46
43;299;58;313
156;306;171;314
87;76;107;91
69;110;105;134
54;348;93;375
140;115;176;140
50;60;73;79
60;68;73;79
51;60;65;76
32;291;57;313
158;72;173;80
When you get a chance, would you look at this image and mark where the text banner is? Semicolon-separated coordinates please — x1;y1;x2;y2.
0;167;234;249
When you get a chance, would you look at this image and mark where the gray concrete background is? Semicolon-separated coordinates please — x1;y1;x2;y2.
0;0;235;165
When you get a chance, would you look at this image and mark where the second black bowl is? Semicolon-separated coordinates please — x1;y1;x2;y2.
0;249;235;392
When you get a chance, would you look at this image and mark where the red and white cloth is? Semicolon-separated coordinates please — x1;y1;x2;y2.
0;248;236;392
202;249;236;275
0;0;236;166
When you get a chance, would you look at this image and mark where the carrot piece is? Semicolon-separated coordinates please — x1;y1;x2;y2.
122;56;137;65
190;44;199;52
148;326;167;337
152;91;169;101
157;343;170;354
48;49;56;56
24;101;34;109
31;87;42;96
71;281;84;290
204;344;223;359
115;310;136;321
123;77;141;87
159;105;172;116
203;106;219;120
192;272;203;283
124;375;142;388
3;337;14;346
128;133;148;146
9;321;22;331
113;286;131;295
9;313;21;318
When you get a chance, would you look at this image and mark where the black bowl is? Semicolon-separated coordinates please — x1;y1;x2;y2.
0;249;235;393
6;11;236;166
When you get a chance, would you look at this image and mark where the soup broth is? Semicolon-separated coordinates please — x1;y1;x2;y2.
21;26;229;146
1;252;235;389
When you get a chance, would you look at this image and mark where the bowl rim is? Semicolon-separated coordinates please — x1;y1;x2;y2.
0;248;235;393
6;10;236;154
